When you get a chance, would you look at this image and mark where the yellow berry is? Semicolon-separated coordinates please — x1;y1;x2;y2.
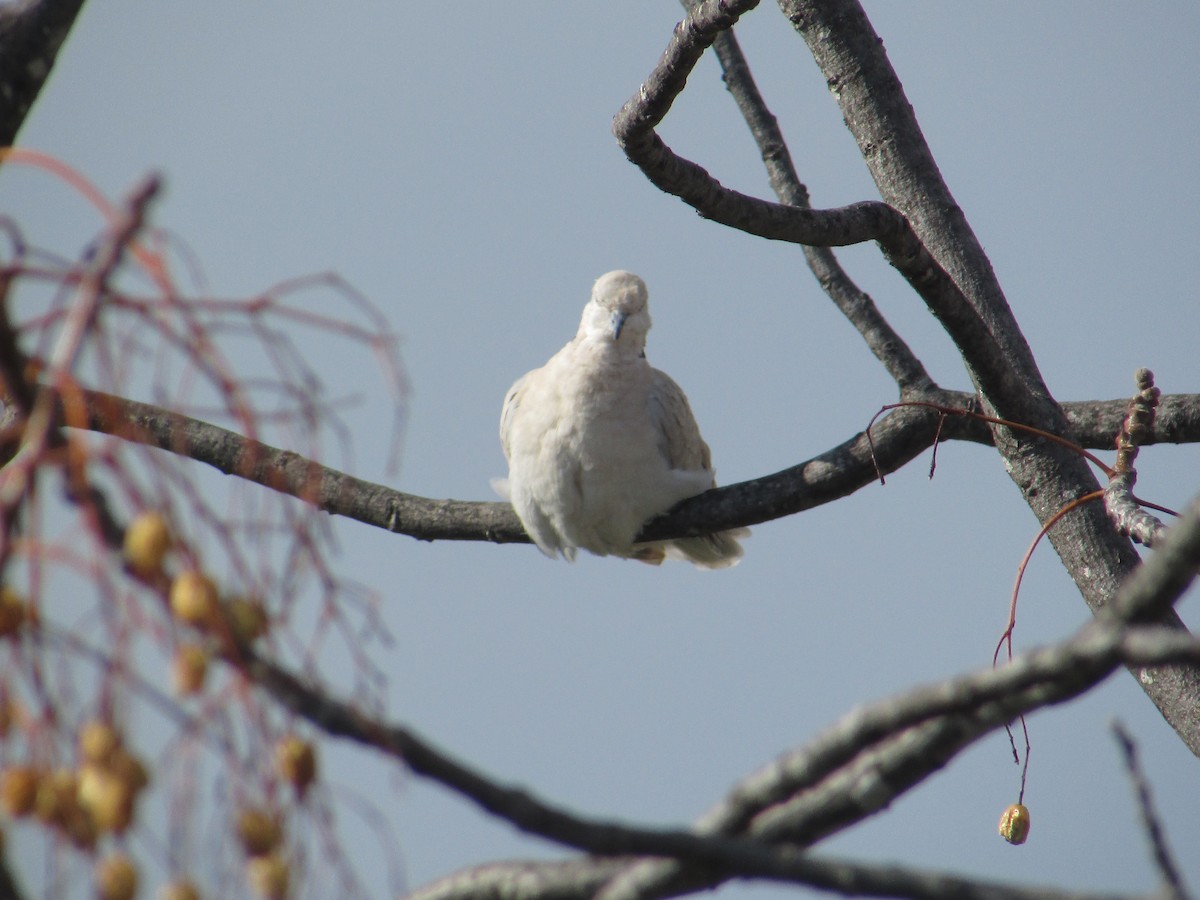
0;587;26;637
0;696;15;737
999;802;1031;845
159;880;201;900
236;807;283;857
96;853;139;900
224;597;269;643
34;767;78;825
246;853;290;899
80;719;122;764
124;511;172;575
172;643;209;696
274;736;316;796
109;748;150;793
170;571;219;627
1;766;41;817
78;763;135;833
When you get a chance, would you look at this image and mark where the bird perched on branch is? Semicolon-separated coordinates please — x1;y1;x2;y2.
497;270;745;568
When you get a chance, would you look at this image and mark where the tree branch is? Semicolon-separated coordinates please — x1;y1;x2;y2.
597;495;1200;900
610;0;1200;755
1110;721;1191;900
695;2;932;395
232;563;1200;900
243;619;1199;900
71;389;1200;550
614;1;1026;409
0;0;88;148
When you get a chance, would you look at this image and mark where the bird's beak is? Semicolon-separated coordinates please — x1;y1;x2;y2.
611;311;627;341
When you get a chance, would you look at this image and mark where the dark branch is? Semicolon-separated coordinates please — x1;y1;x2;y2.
72;389;1200;549
0;0;87;148
697;5;931;395
235;592;1199;900
1110;721;1191;900
613;1;1026;410
595;497;1200;900
611;0;1200;755
405;861;632;900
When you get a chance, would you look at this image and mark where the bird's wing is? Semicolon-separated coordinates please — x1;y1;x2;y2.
648;367;714;478
498;372;528;463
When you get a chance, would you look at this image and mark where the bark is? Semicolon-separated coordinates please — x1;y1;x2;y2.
0;0;86;147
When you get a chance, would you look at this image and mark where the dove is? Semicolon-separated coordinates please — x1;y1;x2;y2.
497;270;745;568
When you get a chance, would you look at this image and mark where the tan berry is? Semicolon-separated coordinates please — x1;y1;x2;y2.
108;748;150;793
172;644;209;696
79;719;122;764
170;571;219;627
246;853;290;899
274;736;316;796
1;766;41;817
124;511;172;575
0;587;26;637
78;763;135;833
224;597;269;643
34;767;79;826
0;695;16;738
96;853;139;900
159;880;201;900
998;802;1031;845
61;799;98;850
236;807;283;857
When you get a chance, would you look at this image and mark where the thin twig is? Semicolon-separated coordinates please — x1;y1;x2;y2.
688;1;931;393
1106;370;1167;547
234;606;1200;900
1110;720;1191;900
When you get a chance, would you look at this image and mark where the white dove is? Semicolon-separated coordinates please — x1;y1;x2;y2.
497;270;745;568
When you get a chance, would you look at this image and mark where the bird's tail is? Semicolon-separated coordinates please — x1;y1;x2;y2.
635;528;748;569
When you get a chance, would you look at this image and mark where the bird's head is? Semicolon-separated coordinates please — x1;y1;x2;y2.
579;270;651;348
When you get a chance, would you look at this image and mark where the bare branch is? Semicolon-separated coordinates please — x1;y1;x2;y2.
72;389;1200;549
270;614;1196;900
694;4;932;395
0;176;161;560
1106;370;1167;547
591;494;1200;900
0;0;87;147
615;0;1200;755
404;860;632;900
614;1;1024;409
0;848;28;900
1065;394;1200;450
418;854;1159;900
1110;721;1192;900
229;492;1200;899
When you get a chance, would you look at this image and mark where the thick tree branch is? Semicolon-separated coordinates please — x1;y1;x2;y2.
0;0;87;148
597;497;1200;900
232;563;1200;899
230;500;1200;900
777;0;1200;753
0;848;27;900
405;860;632;900
613;0;1027;409
609;0;1200;754
416;855;1155;900
70;389;1200;550
244;616;1199;900
695;3;932;395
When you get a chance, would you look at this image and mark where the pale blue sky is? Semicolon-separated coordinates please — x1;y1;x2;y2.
2;3;1198;897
